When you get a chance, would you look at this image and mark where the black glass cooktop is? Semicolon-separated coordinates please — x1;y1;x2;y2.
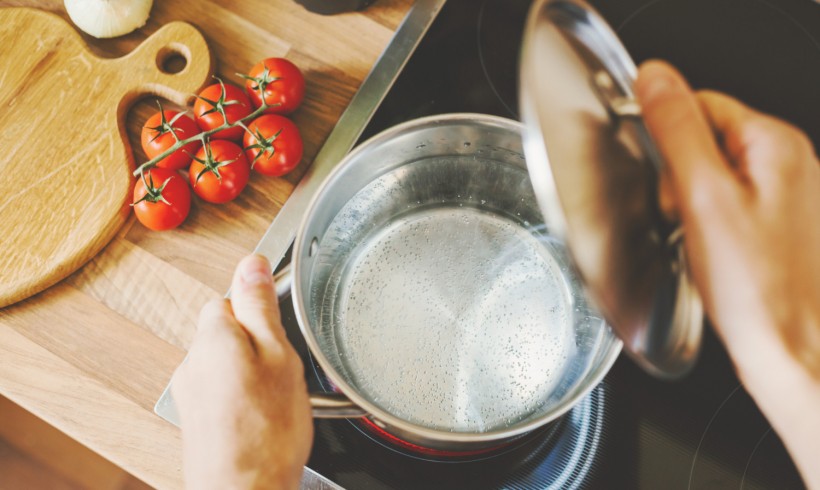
285;0;819;487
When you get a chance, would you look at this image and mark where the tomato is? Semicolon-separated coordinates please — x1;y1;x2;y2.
193;81;252;141
140;109;201;170
243;115;303;177
132;168;191;231
189;140;250;204
242;58;305;115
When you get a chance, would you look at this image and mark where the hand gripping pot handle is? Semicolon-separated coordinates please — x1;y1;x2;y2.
274;265;368;419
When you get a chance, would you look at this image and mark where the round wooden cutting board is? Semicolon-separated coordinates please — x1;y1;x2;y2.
0;8;213;308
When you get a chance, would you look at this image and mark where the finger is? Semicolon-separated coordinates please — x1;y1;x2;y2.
188;298;254;367
697;90;816;191
657;165;679;222
636;60;742;216
693;91;753;165
174;299;250;405
229;255;286;356
195;298;250;346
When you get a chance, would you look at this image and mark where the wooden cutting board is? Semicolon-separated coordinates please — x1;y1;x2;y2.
0;8;213;308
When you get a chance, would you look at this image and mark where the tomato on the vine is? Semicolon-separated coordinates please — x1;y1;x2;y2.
189;140;250;204
241;58;304;115
193;81;252;141
140;108;201;170
243;115;303;177
132;168;191;231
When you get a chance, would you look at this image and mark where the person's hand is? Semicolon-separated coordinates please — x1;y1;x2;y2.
172;255;313;490
636;60;820;489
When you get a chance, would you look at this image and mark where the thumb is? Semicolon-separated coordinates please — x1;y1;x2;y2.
635;60;740;217
229;254;286;355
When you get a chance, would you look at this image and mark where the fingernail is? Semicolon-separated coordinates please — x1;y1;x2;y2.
239;255;272;285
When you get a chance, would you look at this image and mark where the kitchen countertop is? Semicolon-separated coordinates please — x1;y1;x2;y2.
0;0;412;488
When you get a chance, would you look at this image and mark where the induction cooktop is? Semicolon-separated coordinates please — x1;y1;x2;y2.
157;0;820;487
297;0;818;487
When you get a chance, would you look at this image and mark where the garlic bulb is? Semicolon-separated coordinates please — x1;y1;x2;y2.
64;0;153;39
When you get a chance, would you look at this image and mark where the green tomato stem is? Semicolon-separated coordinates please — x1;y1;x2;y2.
132;100;271;178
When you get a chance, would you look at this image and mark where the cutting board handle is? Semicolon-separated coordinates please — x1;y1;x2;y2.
0;11;216;309
110;21;214;107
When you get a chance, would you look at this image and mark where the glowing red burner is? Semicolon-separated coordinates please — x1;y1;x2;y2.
357;418;515;459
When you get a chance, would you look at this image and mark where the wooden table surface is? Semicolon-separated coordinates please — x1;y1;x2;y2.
0;0;413;487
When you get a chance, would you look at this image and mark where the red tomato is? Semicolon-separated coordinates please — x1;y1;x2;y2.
132;168;191;231
140;109;201;170
189;140;250;204
193;81;252;141
243;115;303;177
242;58;305;115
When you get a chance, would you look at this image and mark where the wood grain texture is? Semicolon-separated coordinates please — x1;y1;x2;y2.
0;0;413;488
0;396;152;490
0;9;213;308
0;325;185;489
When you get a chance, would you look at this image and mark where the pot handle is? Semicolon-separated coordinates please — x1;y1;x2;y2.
274;265;369;419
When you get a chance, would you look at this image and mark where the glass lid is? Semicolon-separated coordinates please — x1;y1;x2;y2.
519;0;703;378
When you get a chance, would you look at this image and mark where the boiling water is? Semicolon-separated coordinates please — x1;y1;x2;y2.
332;206;575;433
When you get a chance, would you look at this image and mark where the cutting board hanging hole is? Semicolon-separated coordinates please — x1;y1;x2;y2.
157;46;188;75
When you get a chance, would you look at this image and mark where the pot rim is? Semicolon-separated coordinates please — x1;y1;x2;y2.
292;112;623;445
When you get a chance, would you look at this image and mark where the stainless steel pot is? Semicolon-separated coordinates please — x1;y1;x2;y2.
281;114;621;451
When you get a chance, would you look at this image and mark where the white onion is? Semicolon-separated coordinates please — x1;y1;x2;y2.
64;0;153;39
